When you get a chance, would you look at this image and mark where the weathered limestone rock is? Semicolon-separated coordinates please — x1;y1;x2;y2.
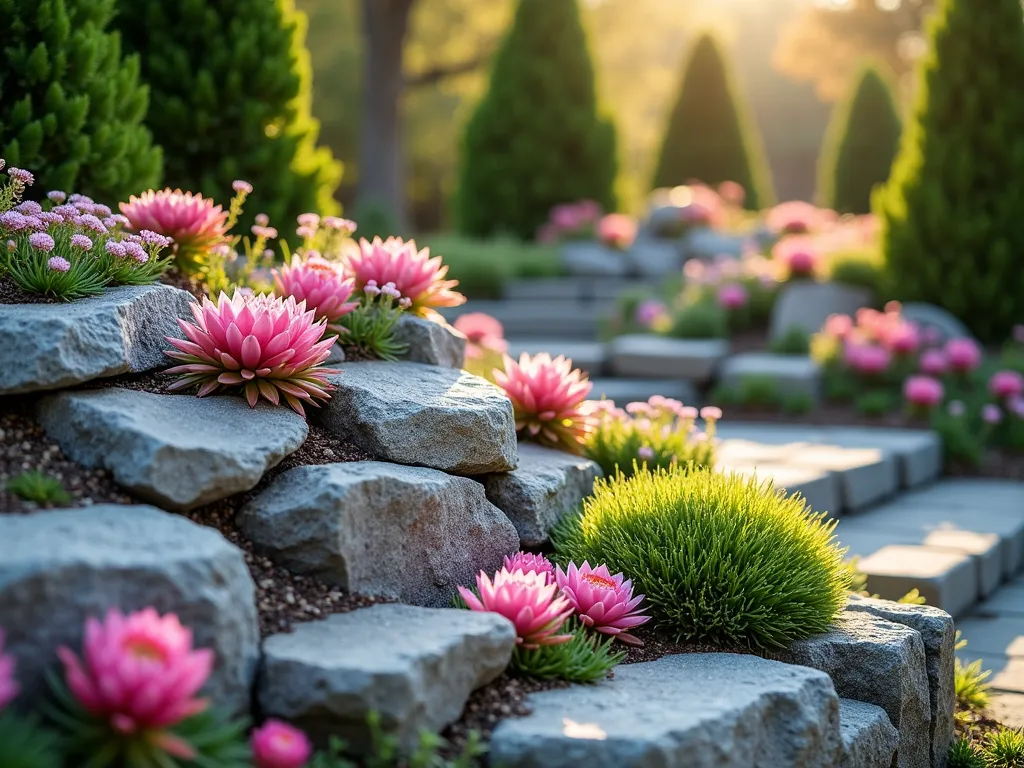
483;443;602;547
239;462;520;606
259;605;515;751
0;284;195;395
607;336;729;383
312;362;517;474
769;282;872;342
37;389;307;511
560;242;629;277
489;653;842;768
0;505;259;714
786;611;931;768
393;314;466;369
839;698;899;768
846;595;956;767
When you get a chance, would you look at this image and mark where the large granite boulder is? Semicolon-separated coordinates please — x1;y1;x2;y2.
769;282;873;342
393;314;466;369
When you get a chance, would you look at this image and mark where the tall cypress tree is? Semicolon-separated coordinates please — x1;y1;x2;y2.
457;0;617;240
875;0;1024;343
115;0;341;228
0;0;162;201
818;62;901;214
651;33;773;210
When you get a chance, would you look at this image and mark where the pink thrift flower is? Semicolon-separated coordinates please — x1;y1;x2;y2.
886;323;920;355
597;213;637;250
774;236;817;278
70;234;93;250
717;282;749;311
322;216;356;234
638;445;655;461
700;406;723;421
845;342;891;376
273;255;358;335
454;312;508;359
1009;397;1024;419
903;376;944;410
635;299;667;327
919;349;948;376
766;201;823;235
718;180;746;206
57;608;213;753
824;314;854;339
349;237;466;313
983;404;1003;425
504;552;555;583
7;167;34;185
555;562;651;646
232;180;253;195
945;338;982;373
458;568;574;649
494;353;595;453
47;190;67;204
251;720;312;768
48;256;71;272
29;232;55;251
15;200;42;215
0;628;19;711
989;370;1024;400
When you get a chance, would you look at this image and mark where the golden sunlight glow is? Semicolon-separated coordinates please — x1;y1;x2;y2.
562;719;608;741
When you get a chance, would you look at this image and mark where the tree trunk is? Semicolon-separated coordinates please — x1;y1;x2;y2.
358;0;413;232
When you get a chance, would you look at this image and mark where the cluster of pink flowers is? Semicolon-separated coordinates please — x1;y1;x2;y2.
494;352;595;453
537;200;603;244
821;303;934;377
596;213;638;250
461;552;651;648
766;201;836;236
682;251;778;291
772;235;818;279
634;298;671;330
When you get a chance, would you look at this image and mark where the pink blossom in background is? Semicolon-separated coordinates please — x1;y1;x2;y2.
551;204;582;231
919;349;948;376
845;342;891;376
717;180;746;206
921;326;943;345
272;255;358;334
1014;325;1024;344
0;628;19;711
504;552;555;583
597;213;638;250
903;376;944;409
349;237;466;312
885;322;920;355
555;561;651;646
536;223;559;244
120;189;228;254
458;568;574;649
989;370;1024;400
1008;397;1024;418
717;282;749;311
251;720;312;768
945;338;983;373
824;314;854;340
947;400;965;417
773;235;817;278
635;299;667;327
454;312;508;359
766;200;824;235
983;404;1003;425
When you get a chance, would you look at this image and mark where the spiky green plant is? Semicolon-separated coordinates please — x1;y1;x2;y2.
510;622;626;683
769;327;812;356
984;728;1024;767
0;710;63;768
948;737;985;768
334;294;409;361
956;658;993;713
5;471;71;506
553;467;851;650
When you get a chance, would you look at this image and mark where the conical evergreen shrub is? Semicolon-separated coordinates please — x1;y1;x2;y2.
818;63;901;215
0;0;162;201
651;33;773;210
875;0;1024;343
457;0;617;241
114;0;341;229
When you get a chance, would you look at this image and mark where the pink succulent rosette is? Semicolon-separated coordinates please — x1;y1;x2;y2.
251;719;313;768
903;375;944;410
945;338;982;373
494;352;596;454
120;189;228;261
458;568;574;649
348;236;466;313
57;608;214;759
0;628;19;711
597;213;637;250
503;552;555;584
555;562;651;646
164;290;336;415
454;312;508;359
273;255;358;335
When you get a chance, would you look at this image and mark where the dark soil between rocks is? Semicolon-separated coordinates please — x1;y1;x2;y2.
0;275;64;305
160;268;208;301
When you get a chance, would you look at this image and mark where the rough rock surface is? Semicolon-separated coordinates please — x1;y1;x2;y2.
38;389;308;511
239;462;520;606
839;698;899;768
0;284;195;395
312;362;517;474
769;282;872;342
0;505;259;714
786;611;931;768
846;595;956;767
259;605;515;751
489;653;842;768
483;443;602;546
393;314;467;369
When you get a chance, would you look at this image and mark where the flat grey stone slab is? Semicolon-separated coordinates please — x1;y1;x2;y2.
440;302;603;340
718;353;822;401
974;578;1024;617
239;462;519;606
259;605;514;752
786;611;930;768
505;339;607;376
561;242;630;277
784;444;900;512
0;284;195;395
769;282;872;342
503;278;659;302
608;335;729;383
0;505;258;714
954;615;1024;659
857;545;977;617
37;389;307;511
483;443;602;547
587;377;698;406
845;596;956;766
629;241;683;278
313;362;517;474
838;698;898;768
393;314;466;368
489;653;841;768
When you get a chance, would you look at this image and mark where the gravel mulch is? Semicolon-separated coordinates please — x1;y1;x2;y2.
0;276;63;305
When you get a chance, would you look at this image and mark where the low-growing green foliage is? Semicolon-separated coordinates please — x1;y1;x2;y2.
948;736;986;768
737;376;782;408
855;390;898;417
782;393;815;415
769;327;812;356
553;467;851;650
0;710;62;768
419;235;562;300
984;728;1024;767
668;300;729;339
334;295;409;361
827;248;886;296
6;471;71;506
955;657;993;713
510;623;625;683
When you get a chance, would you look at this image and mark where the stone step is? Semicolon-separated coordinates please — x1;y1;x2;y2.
954;615;1024;662
505;339;608;376
838;698;898;768
856;545;978;617
717;353;822;402
503;277;659;302
587;377;699;406
715;458;840;518
259;604;515;753
489;653;843;768
607;335;729;384
439;302;603;339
